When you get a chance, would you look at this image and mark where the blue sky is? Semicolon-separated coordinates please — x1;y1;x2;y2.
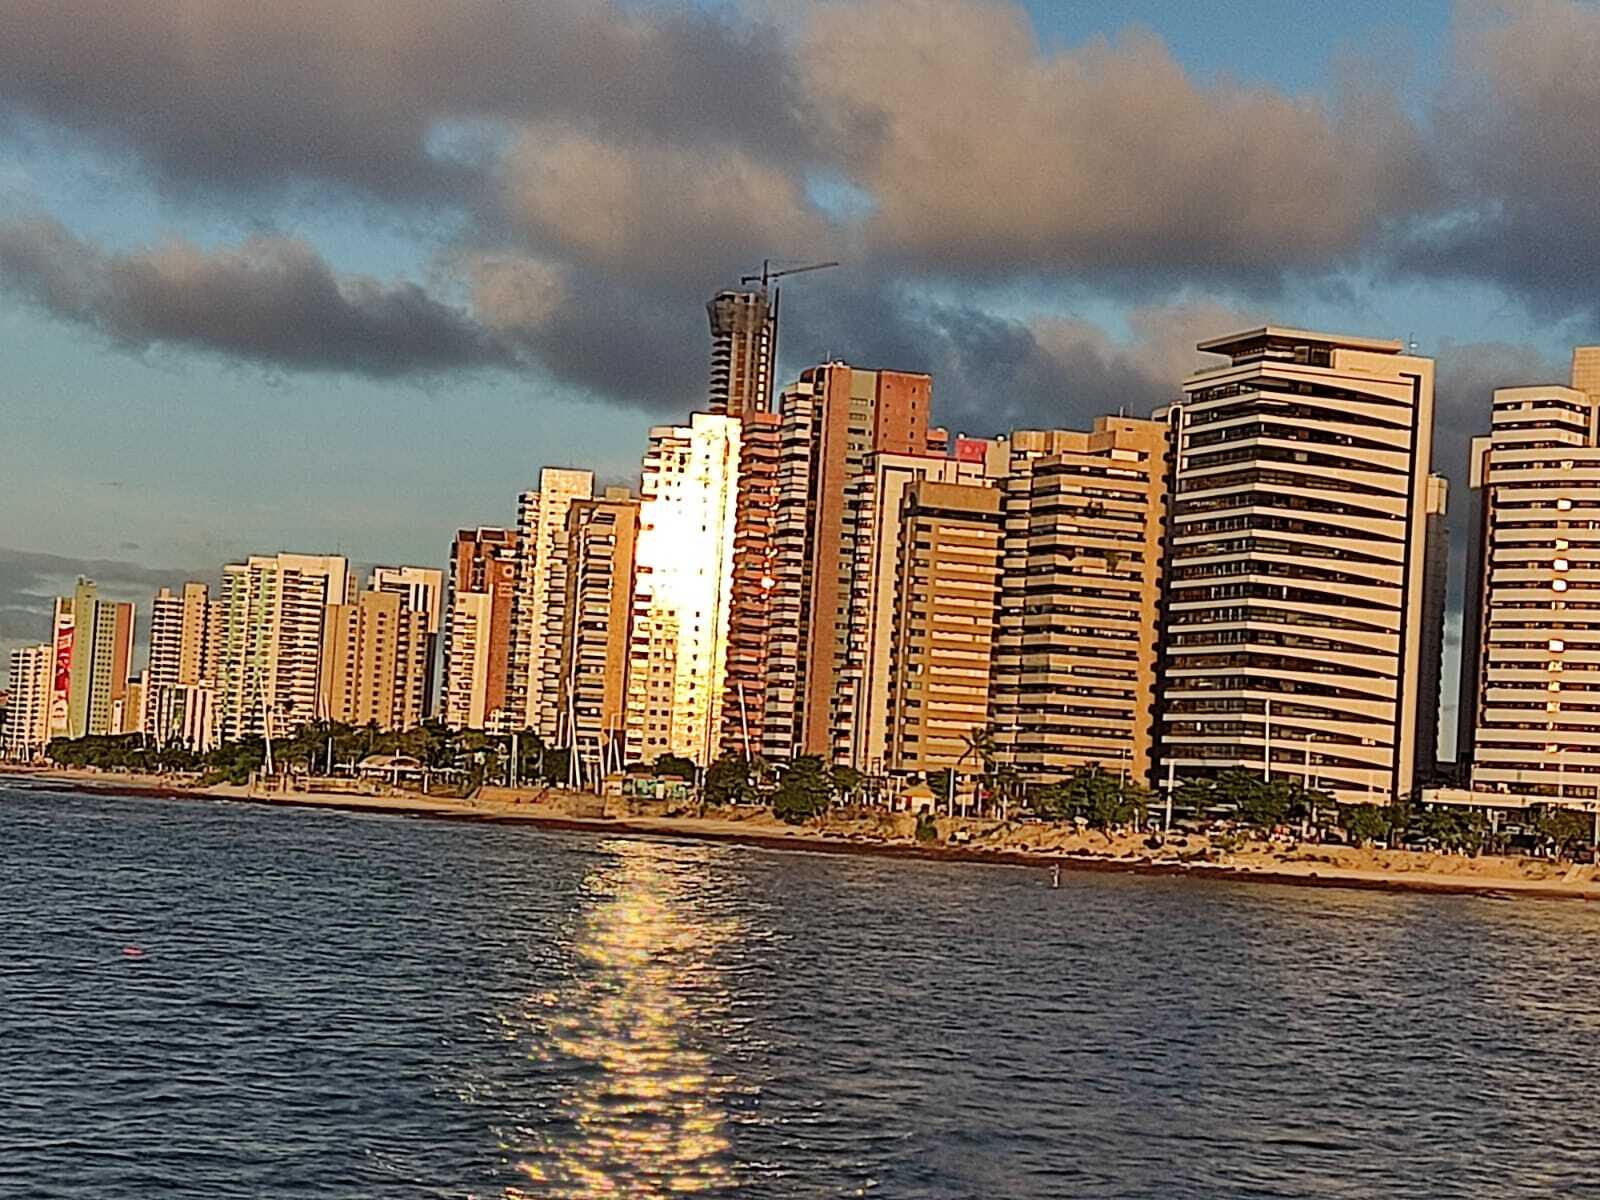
2;0;1598;743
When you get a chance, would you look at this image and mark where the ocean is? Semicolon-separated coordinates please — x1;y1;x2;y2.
4;781;1599;1198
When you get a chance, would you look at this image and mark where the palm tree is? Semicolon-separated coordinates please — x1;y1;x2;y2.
954;725;998;817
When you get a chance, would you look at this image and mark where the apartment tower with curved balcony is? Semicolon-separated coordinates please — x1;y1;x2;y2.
1157;327;1439;806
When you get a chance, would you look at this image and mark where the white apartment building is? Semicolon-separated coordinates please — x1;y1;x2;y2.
2;644;52;761
624;413;741;766
217;553;349;740
1158;327;1438;805
1461;365;1600;805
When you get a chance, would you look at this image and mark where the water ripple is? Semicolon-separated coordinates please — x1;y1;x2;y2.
5;784;1600;1197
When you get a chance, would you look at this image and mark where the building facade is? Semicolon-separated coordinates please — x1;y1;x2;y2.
706;289;776;419
146;581;217;747
625;413;741;766
321;588;432;731
443;528;519;731
369;565;445;717
50;579;134;740
2;644;52;761
990;418;1171;783
558;490;640;781
721;408;780;759
832;451;989;775
763;362;939;760
512;468;594;739
1459;369;1600;804
217;553;350;740
1157;327;1437;806
885;480;1004;776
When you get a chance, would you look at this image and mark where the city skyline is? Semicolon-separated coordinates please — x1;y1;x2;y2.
8;1;1600;747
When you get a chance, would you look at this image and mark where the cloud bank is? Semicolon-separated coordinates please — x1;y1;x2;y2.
0;0;1595;431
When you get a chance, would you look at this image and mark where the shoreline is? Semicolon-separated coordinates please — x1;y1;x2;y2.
5;766;1600;903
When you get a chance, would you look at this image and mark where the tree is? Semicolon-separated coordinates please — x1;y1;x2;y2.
1340;803;1390;846
1032;766;1147;829
653;753;697;780
773;756;832;824
956;726;997;815
832;765;866;803
704;753;754;806
1534;805;1591;858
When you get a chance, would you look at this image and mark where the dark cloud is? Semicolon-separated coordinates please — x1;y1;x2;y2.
802;1;1436;281
0;0;1597;419
0;218;514;377
1400;1;1600;317
0;0;810;202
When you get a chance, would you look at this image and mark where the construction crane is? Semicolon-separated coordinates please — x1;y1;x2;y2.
731;260;840;410
741;259;840;290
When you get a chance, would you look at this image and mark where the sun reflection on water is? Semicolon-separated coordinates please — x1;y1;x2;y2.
497;839;744;1197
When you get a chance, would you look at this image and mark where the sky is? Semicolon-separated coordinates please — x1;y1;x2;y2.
2;0;1598;751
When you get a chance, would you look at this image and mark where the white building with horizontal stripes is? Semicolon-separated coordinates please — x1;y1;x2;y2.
1461;355;1600;806
1157;326;1440;806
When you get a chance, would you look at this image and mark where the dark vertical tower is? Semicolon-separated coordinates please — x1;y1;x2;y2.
706;290;776;419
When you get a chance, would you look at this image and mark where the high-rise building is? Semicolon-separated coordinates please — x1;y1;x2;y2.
217;553;350;740
990;418;1171;783
832;450;989;774
763;362;939;760
443;528;519;731
707;290;776;419
114;674;144;736
624;413;741;766
558;489;640;779
148;582;213;691
721;408;781;758
884;480;1004;776
51;579;134;740
2;644;52;761
1157;327;1436;805
1458;367;1600;804
511;468;595;739
146;582;219;751
369;566;445;717
320;589;431;731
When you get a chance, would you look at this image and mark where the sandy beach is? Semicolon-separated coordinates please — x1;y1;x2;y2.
5;764;1599;902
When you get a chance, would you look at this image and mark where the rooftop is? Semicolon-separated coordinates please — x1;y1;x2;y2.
1197;325;1406;360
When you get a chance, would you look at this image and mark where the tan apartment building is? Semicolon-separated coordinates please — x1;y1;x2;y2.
763;362;939;761
559;490;639;779
443;528;519;731
512;467;594;739
320;589;432;731
1458;354;1600;806
990;418;1170;783
886;480;1004;777
1157;327;1438;806
369;565;445;717
148;582;214;691
832;450;990;775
